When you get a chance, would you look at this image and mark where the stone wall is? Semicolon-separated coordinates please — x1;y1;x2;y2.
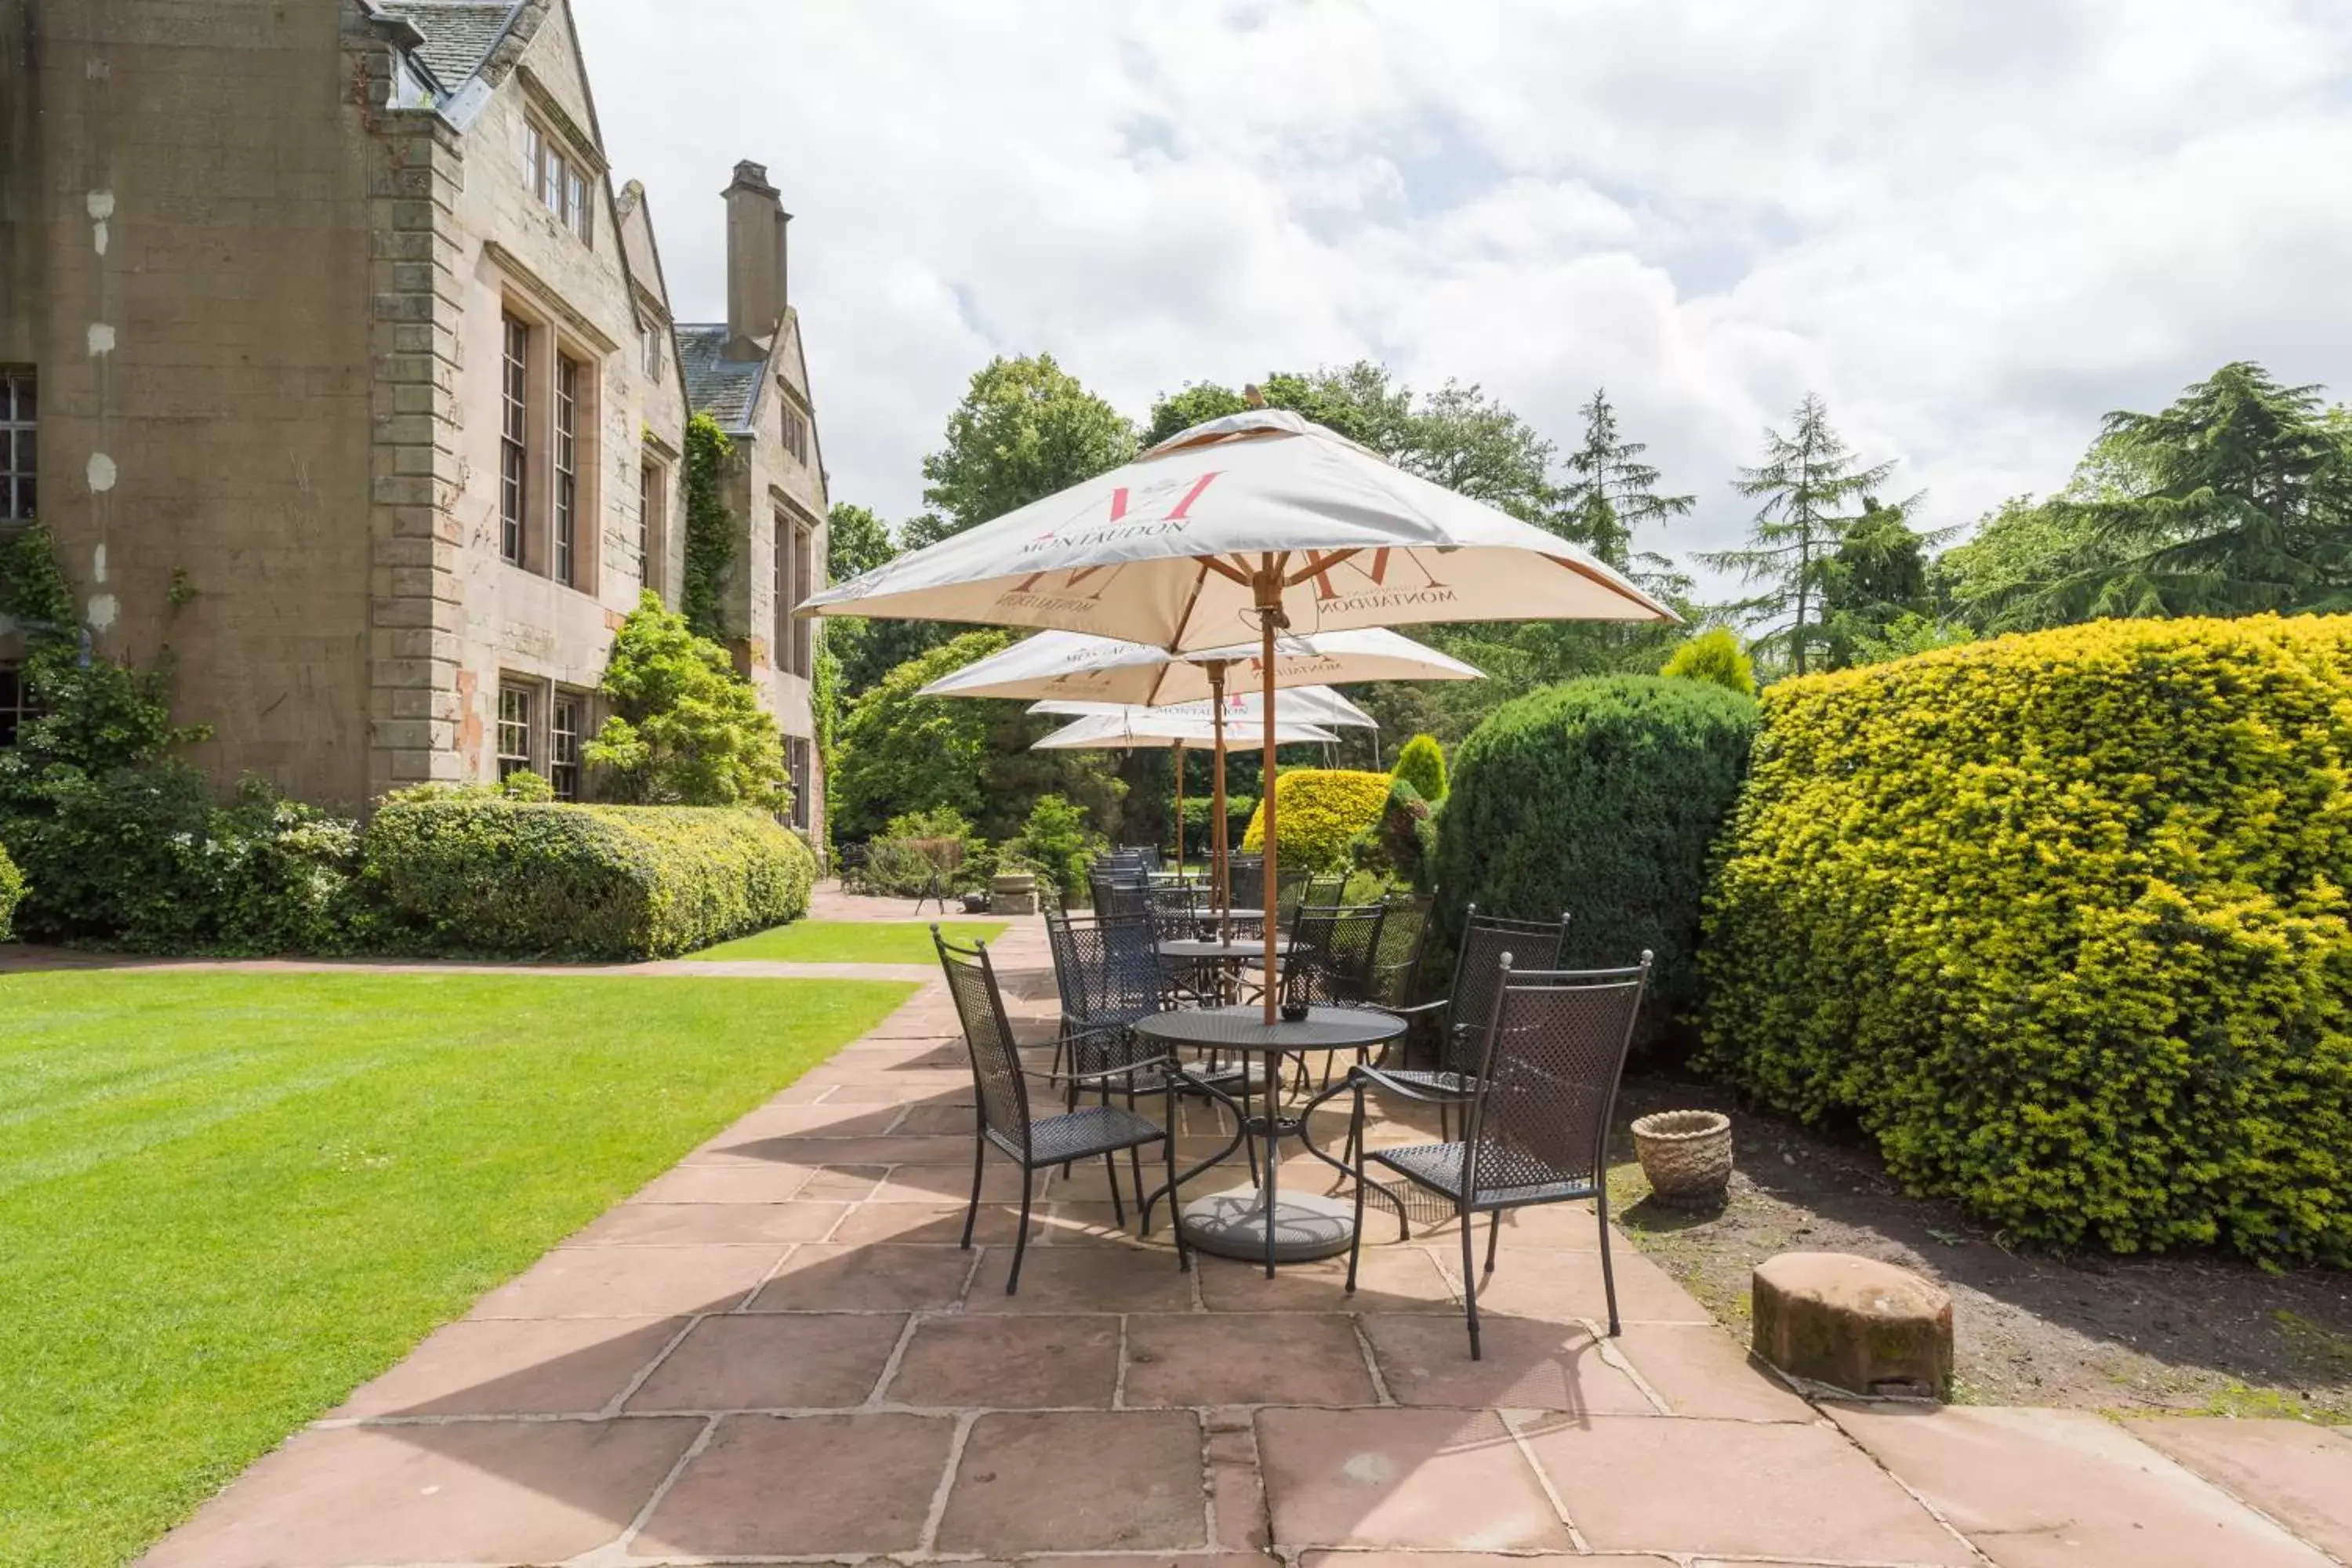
3;0;381;808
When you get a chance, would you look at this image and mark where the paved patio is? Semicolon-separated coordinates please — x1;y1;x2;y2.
140;913;2352;1567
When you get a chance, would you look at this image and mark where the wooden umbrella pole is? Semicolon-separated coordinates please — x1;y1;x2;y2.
1257;557;1283;1025
1208;660;1230;942
1172;741;1185;877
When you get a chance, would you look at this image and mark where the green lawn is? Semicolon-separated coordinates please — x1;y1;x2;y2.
688;918;1008;964
0;968;913;1568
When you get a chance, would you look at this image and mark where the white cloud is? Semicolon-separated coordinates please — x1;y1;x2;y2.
572;0;2352;575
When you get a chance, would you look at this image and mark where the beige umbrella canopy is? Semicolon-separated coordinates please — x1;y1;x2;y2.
1029;705;1346;878
804;407;1672;1022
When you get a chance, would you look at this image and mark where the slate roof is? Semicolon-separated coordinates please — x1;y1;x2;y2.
378;1;521;89
677;325;766;433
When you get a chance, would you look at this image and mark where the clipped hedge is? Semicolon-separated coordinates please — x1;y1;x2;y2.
365;787;815;960
1242;768;1392;873
0;838;20;940
1698;615;2352;1265
1431;675;1759;1039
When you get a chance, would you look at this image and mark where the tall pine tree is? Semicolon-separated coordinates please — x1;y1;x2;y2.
1700;394;1896;676
1557;388;1695;566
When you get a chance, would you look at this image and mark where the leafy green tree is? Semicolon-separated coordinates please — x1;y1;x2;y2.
1700;394;1897;676
1844;612;1976;666
1660;627;1756;697
826;502;897;582
1818;498;1944;668
1558;388;1695;566
831;632;1127;843
586;592;789;810
820;501;946;696
1935;495;2111;633
2002;362;2351;623
1000;793;1106;900
1142;382;1250;447
911;354;1137;546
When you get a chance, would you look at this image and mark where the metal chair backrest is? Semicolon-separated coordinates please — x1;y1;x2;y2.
1044;908;1161;1030
935;927;1033;1158
1272;867;1314;929
1120;844;1163;873
1445;905;1573;1071
1226;855;1265;911
1461;952;1652;1202
1285;902;1388;1007
1146;880;1200;938
1092;876;1152;920
1368;892;1435;1010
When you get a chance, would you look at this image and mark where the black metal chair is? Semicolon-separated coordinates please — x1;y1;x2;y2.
1341;951;1652;1356
1226;854;1265;913
1043;908;1163;1083
1368;892;1436;1013
934;927;1189;1293
1283;903;1389;1008
1370;904;1572;1140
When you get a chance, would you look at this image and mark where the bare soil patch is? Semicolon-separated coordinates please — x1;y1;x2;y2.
1608;1074;2352;1421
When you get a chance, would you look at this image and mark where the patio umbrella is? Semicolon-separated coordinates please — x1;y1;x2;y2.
919;625;1483;706
1031;706;1343;874
803;405;1673;1022
1030;686;1375;873
925;628;1472;906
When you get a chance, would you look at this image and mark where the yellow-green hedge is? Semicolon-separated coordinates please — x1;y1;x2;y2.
1242;768;1392;873
0;838;21;941
1698;615;2352;1264
365;787;815;960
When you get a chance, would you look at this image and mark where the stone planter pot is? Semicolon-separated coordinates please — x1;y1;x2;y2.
1630;1109;1733;1207
989;873;1037;916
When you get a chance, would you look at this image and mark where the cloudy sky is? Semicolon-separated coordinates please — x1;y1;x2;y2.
573;0;2352;568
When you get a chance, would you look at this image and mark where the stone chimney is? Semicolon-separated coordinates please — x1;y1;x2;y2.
721;160;790;361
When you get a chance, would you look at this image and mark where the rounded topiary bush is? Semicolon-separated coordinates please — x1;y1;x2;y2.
1431;674;1759;1038
1698;615;2352;1265
1392;733;1448;801
1242;768;1392;873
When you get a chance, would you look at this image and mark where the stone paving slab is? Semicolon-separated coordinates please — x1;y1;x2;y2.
1830;1402;2336;1568
140;924;2352;1568
2125;1416;2352;1561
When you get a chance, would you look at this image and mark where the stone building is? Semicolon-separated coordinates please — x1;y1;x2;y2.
0;0;828;837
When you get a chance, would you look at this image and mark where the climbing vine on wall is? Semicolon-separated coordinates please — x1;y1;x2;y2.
681;413;737;644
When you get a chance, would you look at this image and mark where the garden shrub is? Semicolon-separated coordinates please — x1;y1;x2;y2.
1000;793;1104;902
1661;626;1757;697
1241;768;1392;873
1180;793;1255;837
1392;733;1448;801
365;786;814;960
1431;675;1759;1043
1348;778;1438;891
1697;615;2352;1265
587;591;790;811
0;838;21;940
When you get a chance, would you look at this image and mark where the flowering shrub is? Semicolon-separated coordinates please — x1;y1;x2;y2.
1242;768;1392;873
1698;615;2352;1264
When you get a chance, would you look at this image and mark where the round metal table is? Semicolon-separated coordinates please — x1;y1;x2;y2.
1156;934;1294;1007
1131;1004;1404;1274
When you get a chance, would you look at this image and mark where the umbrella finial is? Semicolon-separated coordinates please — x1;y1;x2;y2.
1243;383;1267;409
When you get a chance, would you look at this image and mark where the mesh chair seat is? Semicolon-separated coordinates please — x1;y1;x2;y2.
1002;1104;1167;1167
1368;1140;1602;1210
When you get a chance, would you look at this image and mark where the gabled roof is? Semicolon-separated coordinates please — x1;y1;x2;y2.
677;325;767;434
376;0;521;89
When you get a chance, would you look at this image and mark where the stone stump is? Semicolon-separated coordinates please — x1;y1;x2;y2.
1751;1251;1952;1398
989;873;1038;916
